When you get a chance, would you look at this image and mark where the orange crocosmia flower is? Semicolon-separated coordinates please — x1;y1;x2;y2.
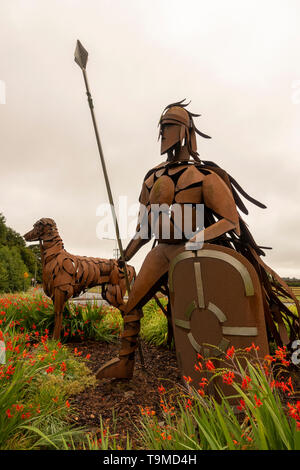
6;409;13;418
237;399;246;411
222;371;235;385
205;360;215;371
198;377;208;388
245;343;259;352
226;346;235;358
158;385;166;394
264;355;275;363
66;400;70;408
185;398;192;410
241;375;251;390
86;354;91;360
287;377;294;394
183;375;192;383
254;394;263;408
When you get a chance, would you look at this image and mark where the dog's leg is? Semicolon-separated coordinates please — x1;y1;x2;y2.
53;288;66;341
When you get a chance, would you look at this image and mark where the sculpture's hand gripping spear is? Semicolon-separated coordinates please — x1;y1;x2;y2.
74;40;144;367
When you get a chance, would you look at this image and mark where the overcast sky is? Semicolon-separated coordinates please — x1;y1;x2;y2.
0;0;300;277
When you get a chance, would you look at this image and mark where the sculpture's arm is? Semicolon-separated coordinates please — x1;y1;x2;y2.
123;217;151;261
187;172;240;245
123;181;152;262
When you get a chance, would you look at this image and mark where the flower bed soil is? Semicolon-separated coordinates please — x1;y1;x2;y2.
67;340;182;448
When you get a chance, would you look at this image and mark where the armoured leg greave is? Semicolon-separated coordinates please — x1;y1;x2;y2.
96;309;142;379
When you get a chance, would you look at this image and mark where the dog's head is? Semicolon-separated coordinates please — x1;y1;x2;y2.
24;218;58;242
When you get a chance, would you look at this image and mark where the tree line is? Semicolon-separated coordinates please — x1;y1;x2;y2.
0;213;42;293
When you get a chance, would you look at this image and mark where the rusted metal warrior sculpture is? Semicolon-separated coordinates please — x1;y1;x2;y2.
24;218;135;340
96;100;300;382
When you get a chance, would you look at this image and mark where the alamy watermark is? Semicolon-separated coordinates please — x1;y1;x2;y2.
0;340;5;365
0;80;6;104
291;340;300;365
96;196;204;249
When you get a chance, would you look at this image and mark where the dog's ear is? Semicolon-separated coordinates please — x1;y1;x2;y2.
37;218;56;230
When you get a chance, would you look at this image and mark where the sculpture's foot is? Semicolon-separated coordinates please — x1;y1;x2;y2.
96;356;134;380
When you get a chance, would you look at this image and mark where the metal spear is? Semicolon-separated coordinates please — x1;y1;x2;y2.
74;39;144;367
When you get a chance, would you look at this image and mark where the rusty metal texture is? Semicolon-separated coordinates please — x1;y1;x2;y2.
74;40;88;70
95;100;300;382
24;218;135;340
169;243;270;396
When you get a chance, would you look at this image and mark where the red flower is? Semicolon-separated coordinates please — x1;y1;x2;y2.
222;371;235;385
254;394;263;408
226;346;235;359
183;375;192;383
194;362;203;372
245;343;259;352
6;409;13;418
205;360;215;371
237;399;246;411
241;375;251;390
185;398;192;410
198;377;208;388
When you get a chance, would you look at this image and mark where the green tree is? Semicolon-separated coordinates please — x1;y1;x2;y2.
0;261;9;293
0;213;41;292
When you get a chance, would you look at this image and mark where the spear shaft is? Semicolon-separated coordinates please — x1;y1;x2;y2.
81;67;127;278
74;40;144;366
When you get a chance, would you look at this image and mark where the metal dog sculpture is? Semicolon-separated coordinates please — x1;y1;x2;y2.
24;218;135;340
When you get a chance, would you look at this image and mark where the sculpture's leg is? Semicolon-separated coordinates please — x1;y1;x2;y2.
96;243;186;380
96;308;142;379
53;288;65;340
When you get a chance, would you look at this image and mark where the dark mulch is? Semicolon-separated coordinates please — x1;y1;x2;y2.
66;339;183;448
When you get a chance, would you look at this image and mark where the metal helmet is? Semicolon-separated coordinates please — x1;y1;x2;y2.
158;99;211;159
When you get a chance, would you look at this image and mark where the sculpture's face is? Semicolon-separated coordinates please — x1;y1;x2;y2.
24;218;56;241
159;106;191;155
160;123;181;155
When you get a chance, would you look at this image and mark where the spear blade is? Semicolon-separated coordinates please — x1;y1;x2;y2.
74;40;88;70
